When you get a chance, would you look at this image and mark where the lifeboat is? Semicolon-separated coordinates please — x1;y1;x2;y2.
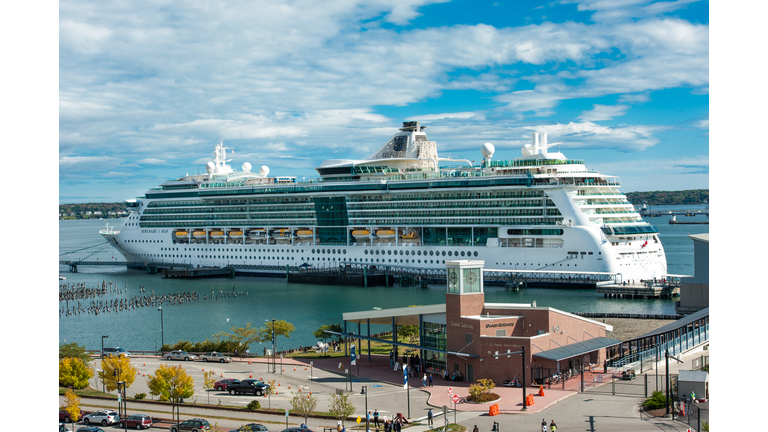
210;231;225;239
376;230;396;239
352;230;370;239
272;229;293;238
296;230;314;238
229;231;244;239
175;231;189;237
400;232;418;240
192;231;207;239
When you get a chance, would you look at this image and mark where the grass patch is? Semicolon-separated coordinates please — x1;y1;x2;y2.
286;335;396;359
429;424;466;432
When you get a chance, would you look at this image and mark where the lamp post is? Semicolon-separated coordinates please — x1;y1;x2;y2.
266;319;276;373
158;307;164;354
101;335;109;358
361;386;368;430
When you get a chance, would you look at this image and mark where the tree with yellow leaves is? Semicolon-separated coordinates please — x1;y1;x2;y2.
147;363;195;423
59;357;94;389
98;355;138;392
60;390;82;423
203;370;216;405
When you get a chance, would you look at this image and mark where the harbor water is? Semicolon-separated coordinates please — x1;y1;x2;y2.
59;207;708;352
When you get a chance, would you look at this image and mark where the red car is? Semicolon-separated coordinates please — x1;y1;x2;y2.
214;379;240;391
120;414;153;429
59;409;83;423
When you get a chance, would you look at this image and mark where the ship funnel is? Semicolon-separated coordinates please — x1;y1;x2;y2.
530;132;548;155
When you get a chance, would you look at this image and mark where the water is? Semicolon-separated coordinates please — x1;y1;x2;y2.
59;209;708;352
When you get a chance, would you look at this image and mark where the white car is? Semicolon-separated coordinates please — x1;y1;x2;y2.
198;352;232;363
166;350;197;361
82;410;119;426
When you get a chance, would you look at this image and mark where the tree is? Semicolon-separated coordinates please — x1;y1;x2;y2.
398;325;420;345
59;342;92;364
61;390;82;422
256;320;296;343
147;363;195;423
264;379;277;409
213;320;296;352
290;390;319;425
313;323;343;344
328;391;355;425
98;356;138;392
59;357;94;389
203;370;216;405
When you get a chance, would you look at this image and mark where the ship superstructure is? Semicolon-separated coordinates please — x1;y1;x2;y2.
101;121;667;282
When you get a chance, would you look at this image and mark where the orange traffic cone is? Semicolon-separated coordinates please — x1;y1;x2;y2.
538;386;545;397
202;368;205;371
143;363;146;366
278;381;281;386
288;384;291;389
249;374;253;378
304;366;307;370
249;360;251;365
282;368;285;372
294;367;297;371
220;373;223;377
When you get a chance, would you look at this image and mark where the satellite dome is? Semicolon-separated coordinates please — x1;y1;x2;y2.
521;144;534;156
481;142;495;158
205;161;215;173
259;165;270;176
242;162;252;172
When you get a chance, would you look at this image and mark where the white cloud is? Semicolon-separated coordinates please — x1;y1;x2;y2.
577;104;630;121
526;121;669;152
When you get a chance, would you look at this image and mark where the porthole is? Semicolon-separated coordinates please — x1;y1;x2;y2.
474;251;478;257
388;250;392;255
364;250;368;255
461;251;465;257
332;249;336;254
447;251;452;257
343;249;347;254
442;251;446;256
429;251;434;256
417;250;422;256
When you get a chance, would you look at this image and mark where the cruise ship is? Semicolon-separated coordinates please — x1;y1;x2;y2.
101;121;666;282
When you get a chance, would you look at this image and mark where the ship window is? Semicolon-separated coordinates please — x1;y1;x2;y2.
442;251;446;256
447;251;452;256
474;251;478;257
461;251;465;257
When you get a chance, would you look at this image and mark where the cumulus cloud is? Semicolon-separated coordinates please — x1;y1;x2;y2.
577;104;630;121
526;121;669;152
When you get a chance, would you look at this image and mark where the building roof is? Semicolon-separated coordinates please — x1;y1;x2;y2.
532;336;622;362
636;307;709;339
343;304;445;326
688;233;709;244
678;370;708;383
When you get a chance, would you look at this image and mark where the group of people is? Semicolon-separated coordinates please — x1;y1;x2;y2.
541;419;557;431
337;410;409;432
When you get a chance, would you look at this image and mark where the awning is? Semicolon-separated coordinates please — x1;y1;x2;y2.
533;337;622;362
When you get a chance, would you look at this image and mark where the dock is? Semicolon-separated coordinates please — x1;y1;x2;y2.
596;280;680;299
161;267;235;278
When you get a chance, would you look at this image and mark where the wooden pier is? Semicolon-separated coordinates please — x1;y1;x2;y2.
596;282;679;299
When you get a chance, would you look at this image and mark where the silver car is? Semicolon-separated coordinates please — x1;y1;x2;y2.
82;410;119;426
198;352;232;363
166;350;197;361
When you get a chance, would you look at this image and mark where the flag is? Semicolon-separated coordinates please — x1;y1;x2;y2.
642;240;648;248
351;345;356;366
403;364;408;389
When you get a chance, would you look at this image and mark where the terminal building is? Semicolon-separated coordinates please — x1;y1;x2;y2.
341;260;621;383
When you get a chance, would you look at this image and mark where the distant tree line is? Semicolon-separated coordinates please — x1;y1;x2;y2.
59;202;128;219
626;189;708;206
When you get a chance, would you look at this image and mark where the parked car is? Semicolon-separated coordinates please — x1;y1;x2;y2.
60;409;84;423
59;423;71;432
169;418;211;432
230;424;269;432
76;428;105;432
620;370;636;380
213;379;240;391
280;428;313;432
103;347;131;358
228;379;271;396
166;350;197;361
82;410;119;426
198;352;232;363
119;414;153;429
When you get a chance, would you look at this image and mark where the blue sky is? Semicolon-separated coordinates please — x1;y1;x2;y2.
57;0;709;203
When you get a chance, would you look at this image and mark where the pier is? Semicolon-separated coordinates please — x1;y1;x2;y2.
161;267;235;278
638;209;708;218
596;277;683;299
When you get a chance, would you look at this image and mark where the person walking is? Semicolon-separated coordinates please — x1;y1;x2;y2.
427;409;433;426
541;419;547;432
472;426;478;432
423;373;427;387
374;409;380;428
549;420;557;431
428;373;433;387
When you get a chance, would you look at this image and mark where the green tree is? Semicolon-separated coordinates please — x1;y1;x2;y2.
203;370;216;405
328;391;355;425
256;320;296;343
398;325;420;344
59;342;92;364
59;357;94;389
291;390;319;425
313;323;343;344
468;378;496;402
98;356;138;392
60;390;82;422
147;363;195;423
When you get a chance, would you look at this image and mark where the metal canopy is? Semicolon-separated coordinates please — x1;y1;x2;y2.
636;307;709;339
533;337;622;362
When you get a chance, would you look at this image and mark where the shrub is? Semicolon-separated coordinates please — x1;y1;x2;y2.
467;379;496;402
247;400;261;410
642;391;668;410
134;393;146;400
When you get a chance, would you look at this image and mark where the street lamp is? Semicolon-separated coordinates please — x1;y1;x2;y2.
361;386;368;430
266;319;276;373
158;306;164;354
101;335;109;358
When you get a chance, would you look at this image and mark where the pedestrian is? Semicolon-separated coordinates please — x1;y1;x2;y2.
427;409;433;426
337;421;343;432
423;373;427;387
246;348;250;357
472;426;478;432
374;409;380;428
235;348;239;358
541;419;547;432
549;420;557;431
428;373;433;387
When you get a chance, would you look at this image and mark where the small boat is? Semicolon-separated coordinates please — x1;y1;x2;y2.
192;231;207;239
229;231;244;239
401;232;418;240
272;229;293;238
376;230;396;239
352;230;370;239
296;230;314;238
248;229;267;239
210;231;225;239
59;275;66;280
175;231;189;237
